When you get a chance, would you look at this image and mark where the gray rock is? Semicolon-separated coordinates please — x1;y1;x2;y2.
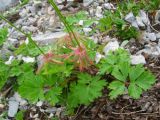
139;10;149;25
125;12;139;28
0;0;19;11
131;21;139;29
155;10;160;24
138;44;160;56
8;97;19;117
146;33;157;41
83;0;94;7
32;32;67;44
103;40;119;55
131;54;146;65
125;12;136;23
83;27;92;33
22;56;35;63
95;6;103;18
136;16;145;29
36;101;43;107
5;56;15;65
95;52;104;64
156;33;160;39
158;39;160;46
0;47;13;61
45;107;57;113
120;40;129;47
104;3;115;10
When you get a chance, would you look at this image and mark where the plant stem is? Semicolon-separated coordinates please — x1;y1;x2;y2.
0;15;45;55
48;0;81;47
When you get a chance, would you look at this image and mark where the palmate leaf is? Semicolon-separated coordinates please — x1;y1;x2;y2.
129;64;144;82
67;73;107;108
18;73;45;103
128;83;142;99
0;27;8;46
98;49;130;75
111;62;129;82
108;81;126;99
135;71;156;91
0;61;9;90
45;87;62;105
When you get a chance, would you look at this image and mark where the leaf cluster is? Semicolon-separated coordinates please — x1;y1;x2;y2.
98;49;156;99
66;11;95;33
98;10;139;40
0;27;8;46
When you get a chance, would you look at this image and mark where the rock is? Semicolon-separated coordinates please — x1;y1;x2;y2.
36;101;43;107
0;104;5;109
0;0;19;11
131;21;139;29
33;0;42;11
95;52;104;64
7;38;18;46
48;113;54;118
13;92;28;106
131;54;146;65
104;3;115;10
83;0;94;7
125;12;139;28
13;93;21;102
156;33;160;39
139;10;149;25
19;99;28;106
142;102;151;111
8;97;19;117
88;7;95;17
103;41;119;55
146;33;157;41
125;12;136;23
83;27;92;33
32;32;67;44
138;44;160;56
120;40;129;47
45;107;57;113
22;26;38;33
19;8;29;18
136;16;145;29
0;47;13;61
155;10;160;24
22;56;35;63
78;20;84;26
95;6;103;18
158;39;160;46
5;56;15;65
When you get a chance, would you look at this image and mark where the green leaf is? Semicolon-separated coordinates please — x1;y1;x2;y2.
129;64;144;82
45;87;62;105
136;71;156;90
111;62;129;81
98;49;130;75
128;83;142;99
0;61;9;90
15;111;24;120
18;74;45;103
10;67;22;77
108;81;126;99
67;73;107;108
0;28;8;46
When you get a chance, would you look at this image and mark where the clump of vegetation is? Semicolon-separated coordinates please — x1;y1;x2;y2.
98;49;155;99
66;11;95;32
98;10;139;40
0;0;157;118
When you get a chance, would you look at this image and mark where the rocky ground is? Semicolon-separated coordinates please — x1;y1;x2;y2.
0;0;160;120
